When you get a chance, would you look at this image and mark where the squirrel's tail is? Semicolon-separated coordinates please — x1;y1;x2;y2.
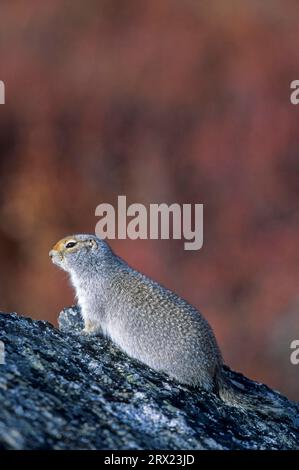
215;367;290;419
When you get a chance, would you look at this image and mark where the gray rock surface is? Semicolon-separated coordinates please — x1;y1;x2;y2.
0;307;298;450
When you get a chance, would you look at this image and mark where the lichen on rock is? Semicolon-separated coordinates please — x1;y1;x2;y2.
0;307;298;450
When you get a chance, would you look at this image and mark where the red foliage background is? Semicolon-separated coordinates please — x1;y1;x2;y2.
0;0;299;399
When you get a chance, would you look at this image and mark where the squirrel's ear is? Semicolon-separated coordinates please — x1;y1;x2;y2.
88;238;98;250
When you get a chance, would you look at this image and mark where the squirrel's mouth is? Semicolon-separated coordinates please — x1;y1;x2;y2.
49;250;64;266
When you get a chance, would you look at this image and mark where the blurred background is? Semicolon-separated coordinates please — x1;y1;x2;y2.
0;0;298;399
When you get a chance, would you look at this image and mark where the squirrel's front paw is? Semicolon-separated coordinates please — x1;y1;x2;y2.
82;327;92;335
82;327;98;335
81;319;99;335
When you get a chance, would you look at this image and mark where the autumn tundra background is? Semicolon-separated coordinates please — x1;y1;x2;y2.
0;0;299;399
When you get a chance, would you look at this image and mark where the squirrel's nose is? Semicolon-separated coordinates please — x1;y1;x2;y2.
49;250;55;258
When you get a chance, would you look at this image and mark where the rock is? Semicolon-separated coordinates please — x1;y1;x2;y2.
0;307;298;450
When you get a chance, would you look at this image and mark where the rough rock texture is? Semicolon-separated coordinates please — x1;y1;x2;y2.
0;307;298;450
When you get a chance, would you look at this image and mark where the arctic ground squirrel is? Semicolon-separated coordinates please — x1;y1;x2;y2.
49;234;288;415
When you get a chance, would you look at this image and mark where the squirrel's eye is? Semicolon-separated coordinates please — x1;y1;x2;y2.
65;241;77;249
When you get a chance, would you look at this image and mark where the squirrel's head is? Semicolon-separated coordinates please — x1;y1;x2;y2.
49;234;111;273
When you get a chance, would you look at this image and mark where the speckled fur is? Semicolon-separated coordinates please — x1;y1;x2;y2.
50;234;222;392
